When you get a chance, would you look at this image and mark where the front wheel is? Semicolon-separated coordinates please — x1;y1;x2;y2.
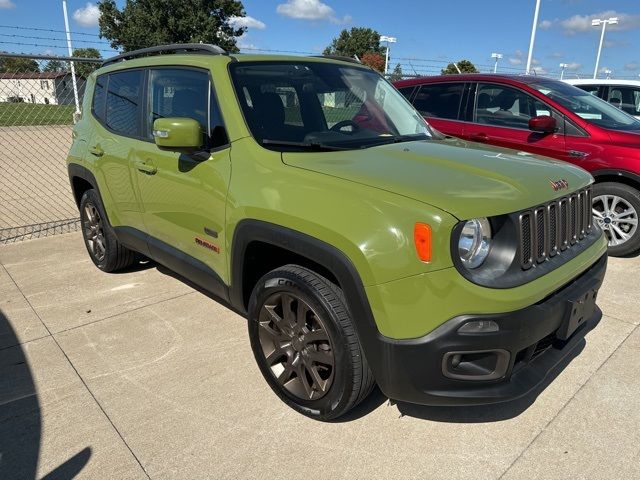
592;182;640;257
247;265;375;420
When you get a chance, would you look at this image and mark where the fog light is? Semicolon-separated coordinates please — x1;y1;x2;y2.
458;320;499;333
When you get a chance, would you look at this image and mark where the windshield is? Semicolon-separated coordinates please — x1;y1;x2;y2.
531;80;640;132
229;61;431;150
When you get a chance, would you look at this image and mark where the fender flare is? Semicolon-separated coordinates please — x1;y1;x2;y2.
230;219;390;382
591;169;640;188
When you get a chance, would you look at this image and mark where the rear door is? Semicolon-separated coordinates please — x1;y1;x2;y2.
411;82;467;137
90;69;146;230
134;67;231;284
461;82;567;160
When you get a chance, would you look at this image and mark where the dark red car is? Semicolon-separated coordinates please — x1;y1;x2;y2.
395;74;640;256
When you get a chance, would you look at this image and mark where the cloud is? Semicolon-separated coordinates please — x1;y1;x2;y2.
229;15;266;30
548;52;565;59
276;0;350;23
0;0;15;9
560;11;640;35
564;62;582;71
508;50;524;66
539;19;553;30
73;3;100;27
624;62;639;71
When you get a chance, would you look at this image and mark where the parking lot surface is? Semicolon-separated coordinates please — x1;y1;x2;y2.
1;232;639;479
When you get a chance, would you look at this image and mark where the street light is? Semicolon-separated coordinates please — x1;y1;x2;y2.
604;69;612;79
526;0;541;75
491;53;503;73
380;35;397;76
592;17;619;79
559;63;569;80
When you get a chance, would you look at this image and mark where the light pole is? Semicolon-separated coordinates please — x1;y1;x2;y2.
592;17;619;79
62;0;81;117
526;0;541;75
604;69;612;79
491;53;503;73
559;63;569;80
380;35;397;76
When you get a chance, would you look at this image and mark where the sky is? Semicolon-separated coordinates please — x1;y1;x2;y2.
1;0;639;79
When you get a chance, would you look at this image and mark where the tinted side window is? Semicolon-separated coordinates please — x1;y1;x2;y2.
397;86;415;100
147;68;227;148
92;75;106;122
474;83;548;130
413;83;463;120
607;87;640;116
106;70;142;137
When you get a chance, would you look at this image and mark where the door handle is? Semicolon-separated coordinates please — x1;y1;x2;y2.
568;150;588;158
469;133;489;143
89;146;104;157
134;160;157;175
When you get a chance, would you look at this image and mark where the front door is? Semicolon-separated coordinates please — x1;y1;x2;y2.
462;82;567;160
134;67;231;284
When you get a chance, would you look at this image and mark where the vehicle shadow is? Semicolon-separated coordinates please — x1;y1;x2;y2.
0;309;91;479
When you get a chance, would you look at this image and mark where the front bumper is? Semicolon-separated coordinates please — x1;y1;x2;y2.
373;253;607;406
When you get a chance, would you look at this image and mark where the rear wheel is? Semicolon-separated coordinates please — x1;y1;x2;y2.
592;182;640;257
79;189;136;272
248;265;375;420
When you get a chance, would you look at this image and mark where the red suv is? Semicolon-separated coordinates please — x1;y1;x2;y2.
395;74;640;256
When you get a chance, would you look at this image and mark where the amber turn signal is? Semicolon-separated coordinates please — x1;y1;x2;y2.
414;223;432;262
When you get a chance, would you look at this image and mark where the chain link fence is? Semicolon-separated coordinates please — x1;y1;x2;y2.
0;53;101;243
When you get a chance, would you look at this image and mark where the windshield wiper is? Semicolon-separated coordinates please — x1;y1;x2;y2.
358;133;430;149
261;139;350;151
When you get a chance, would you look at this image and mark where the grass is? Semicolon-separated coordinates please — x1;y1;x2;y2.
0;103;75;126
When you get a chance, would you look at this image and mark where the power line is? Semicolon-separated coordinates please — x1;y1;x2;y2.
0;24;103;38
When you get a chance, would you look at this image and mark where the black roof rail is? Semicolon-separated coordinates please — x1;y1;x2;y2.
313;55;362;65
101;43;227;67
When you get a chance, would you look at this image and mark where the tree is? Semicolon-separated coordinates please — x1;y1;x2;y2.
323;27;384;59
72;48;102;78
441;59;478;75
44;59;68;73
389;63;403;81
361;52;384;73
0;55;39;73
98;0;247;53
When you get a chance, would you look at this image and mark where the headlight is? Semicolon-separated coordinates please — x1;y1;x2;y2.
458;218;492;269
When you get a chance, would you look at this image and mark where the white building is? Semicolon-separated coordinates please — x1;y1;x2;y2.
0;71;84;105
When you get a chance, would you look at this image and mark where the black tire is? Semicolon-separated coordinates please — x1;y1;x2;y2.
248;265;375;421
593;182;640;257
79;189;136;272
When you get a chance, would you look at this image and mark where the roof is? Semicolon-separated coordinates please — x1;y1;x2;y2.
0;71;68;80
565;78;640;87
393;73;560;87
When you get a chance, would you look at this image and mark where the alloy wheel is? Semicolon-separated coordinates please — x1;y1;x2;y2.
83;203;106;262
593;194;639;247
257;292;335;401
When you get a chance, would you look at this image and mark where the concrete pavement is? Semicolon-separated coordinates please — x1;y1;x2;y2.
1;232;638;479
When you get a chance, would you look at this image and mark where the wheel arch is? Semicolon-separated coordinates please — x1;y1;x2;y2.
591;169;640;191
229;220;386;379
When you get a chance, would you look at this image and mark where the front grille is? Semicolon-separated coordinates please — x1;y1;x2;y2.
518;186;593;270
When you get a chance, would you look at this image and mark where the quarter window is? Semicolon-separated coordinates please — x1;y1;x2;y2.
105;70;142;137
412;83;464;120
92;74;107;122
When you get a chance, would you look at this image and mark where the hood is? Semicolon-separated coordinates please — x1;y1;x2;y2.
282;138;593;220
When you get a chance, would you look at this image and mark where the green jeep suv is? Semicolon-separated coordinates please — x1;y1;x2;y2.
67;44;608;420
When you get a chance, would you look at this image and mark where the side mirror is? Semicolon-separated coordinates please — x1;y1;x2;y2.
528;115;557;134
153;117;203;153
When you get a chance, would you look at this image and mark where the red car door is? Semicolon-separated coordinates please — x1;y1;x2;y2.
411;82;467;138
462;82;567;160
